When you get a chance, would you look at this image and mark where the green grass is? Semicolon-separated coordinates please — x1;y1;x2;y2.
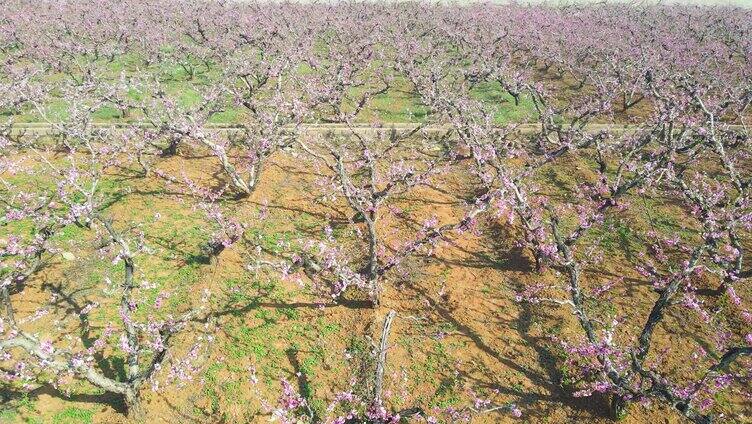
5;53;537;126
52;407;94;424
197;264;360;420
430;377;463;408
470;81;537;124
370;86;429;123
592;217;637;258
0;411;16;423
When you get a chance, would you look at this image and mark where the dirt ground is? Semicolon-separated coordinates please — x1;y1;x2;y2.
2;138;750;424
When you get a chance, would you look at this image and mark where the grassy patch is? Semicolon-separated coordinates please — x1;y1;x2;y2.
51;407;94;424
470;81;536;124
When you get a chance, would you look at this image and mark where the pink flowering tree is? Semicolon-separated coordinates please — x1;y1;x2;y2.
294;126;447;306
0;110;213;419
0;1;750;422
507;16;752;422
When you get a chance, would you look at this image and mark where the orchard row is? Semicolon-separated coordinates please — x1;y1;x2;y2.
1;1;750;423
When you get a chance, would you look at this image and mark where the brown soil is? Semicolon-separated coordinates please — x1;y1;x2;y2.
2;140;750;424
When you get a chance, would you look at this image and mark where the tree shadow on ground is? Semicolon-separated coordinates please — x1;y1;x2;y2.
400;281;611;420
0;385;126;415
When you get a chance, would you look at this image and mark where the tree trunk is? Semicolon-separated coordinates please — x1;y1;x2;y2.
610;394;628;421
365;213;380;306
136;150;150;176
161;138;180;157
533;249;543;273
1;286;15;324
246;161;262;195
124;388;143;421
373;310;396;406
